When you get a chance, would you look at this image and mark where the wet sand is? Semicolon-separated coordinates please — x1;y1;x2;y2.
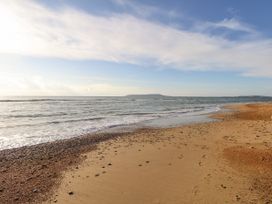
1;103;272;203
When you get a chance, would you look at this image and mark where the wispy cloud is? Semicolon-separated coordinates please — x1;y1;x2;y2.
195;18;258;35
111;0;181;19
214;18;256;33
0;0;272;77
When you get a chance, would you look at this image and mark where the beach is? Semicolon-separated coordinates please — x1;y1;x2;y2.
1;1;271;203
1;103;272;203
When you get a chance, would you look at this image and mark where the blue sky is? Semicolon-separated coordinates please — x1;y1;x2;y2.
0;0;272;96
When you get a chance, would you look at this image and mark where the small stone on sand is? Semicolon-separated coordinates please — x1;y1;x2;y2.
68;191;74;195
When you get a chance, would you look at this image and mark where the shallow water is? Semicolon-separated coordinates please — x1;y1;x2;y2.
0;95;271;150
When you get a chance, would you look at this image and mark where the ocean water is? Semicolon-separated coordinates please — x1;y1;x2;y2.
0;95;271;150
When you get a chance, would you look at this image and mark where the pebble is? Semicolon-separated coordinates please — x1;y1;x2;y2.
32;189;39;193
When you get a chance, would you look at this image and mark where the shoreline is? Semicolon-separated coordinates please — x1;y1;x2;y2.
1;103;272;203
0;103;220;151
1;100;262;152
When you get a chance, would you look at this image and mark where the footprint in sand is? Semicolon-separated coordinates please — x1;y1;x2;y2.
192;186;199;196
204;173;211;183
236;195;241;201
178;154;184;159
220;184;227;189
201;145;209;150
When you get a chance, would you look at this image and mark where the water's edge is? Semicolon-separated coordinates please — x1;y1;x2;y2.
1;95;271;150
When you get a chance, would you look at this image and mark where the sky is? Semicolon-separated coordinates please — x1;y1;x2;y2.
0;0;272;96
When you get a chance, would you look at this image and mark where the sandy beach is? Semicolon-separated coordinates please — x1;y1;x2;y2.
1;0;271;203
1;103;272;203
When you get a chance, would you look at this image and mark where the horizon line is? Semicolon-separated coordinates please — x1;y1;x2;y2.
1;95;271;98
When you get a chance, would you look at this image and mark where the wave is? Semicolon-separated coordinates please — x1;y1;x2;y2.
4;113;68;118
50;117;105;124
0;117;105;129
0;99;74;103
115;107;208;116
115;112;154;116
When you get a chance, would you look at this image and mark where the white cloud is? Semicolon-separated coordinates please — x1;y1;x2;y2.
0;0;272;77
0;71;154;96
214;18;256;33
111;0;181;19
196;18;257;34
0;73;75;96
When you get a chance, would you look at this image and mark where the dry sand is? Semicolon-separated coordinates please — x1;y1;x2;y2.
45;103;272;204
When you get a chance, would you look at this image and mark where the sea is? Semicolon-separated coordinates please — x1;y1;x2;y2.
0;95;271;150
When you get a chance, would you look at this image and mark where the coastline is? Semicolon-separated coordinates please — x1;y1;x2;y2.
1;103;272;203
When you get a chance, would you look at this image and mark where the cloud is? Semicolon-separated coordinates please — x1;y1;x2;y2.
0;70;154;96
0;1;272;77
213;18;256;33
195;18;258;35
0;73;76;96
111;0;180;19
